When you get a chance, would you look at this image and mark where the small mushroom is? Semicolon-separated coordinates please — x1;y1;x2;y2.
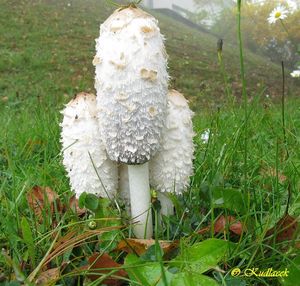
60;93;118;198
149;89;195;216
95;6;169;238
119;90;195;218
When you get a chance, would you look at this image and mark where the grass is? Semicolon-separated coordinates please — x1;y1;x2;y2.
1;0;300;285
1;0;299;109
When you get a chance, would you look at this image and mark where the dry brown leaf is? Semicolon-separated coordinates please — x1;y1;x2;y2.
197;215;246;236
214;215;245;236
197;226;210;235
26;186;62;222
53;230;77;251
117;238;179;256
87;253;127;285
35;267;60;286
43;227;123;267
266;214;298;243
229;220;245;236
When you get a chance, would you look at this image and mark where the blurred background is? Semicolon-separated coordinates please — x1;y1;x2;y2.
0;0;299;108
141;0;300;69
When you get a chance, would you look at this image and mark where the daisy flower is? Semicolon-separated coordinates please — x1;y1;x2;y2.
291;70;300;78
267;5;289;24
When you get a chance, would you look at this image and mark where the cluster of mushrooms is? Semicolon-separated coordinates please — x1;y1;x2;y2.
60;5;195;238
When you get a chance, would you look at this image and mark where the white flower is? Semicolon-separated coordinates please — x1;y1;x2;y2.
291;70;300;78
286;0;298;13
267;5;289;24
201;129;210;144
67;3;71;7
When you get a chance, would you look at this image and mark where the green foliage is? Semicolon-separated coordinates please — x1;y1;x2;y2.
125;254;166;286
170;273;218;286
280;255;300;286
170;239;235;272
79;193;122;252
79;192;99;212
124;253;220;286
210;187;248;214
140;244;164;262
20;217;36;267
124;238;232;285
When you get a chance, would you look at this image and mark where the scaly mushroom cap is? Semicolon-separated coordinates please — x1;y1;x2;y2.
149;90;195;194
94;6;169;164
60;93;118;198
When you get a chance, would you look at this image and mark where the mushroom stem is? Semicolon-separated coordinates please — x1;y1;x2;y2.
118;164;130;214
157;191;174;216
128;163;153;238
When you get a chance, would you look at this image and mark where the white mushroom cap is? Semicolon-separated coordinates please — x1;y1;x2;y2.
149;90;195;194
95;6;169;164
60;93;118;198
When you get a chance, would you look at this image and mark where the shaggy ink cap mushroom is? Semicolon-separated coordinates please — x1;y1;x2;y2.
150;90;195;195
94;6;169;165
60;93;118;198
118;90;195;216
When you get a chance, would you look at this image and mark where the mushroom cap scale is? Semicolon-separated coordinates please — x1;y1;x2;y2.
95;7;169;165
149;90;195;194
60;93;118;198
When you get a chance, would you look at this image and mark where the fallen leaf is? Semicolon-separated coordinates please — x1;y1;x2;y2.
87;253;127;285
229;220;245;236
35;268;60;285
266;214;298;243
214;215;245;236
117;239;179;256
26;186;62;222
197;226;210;235
197;215;246;236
